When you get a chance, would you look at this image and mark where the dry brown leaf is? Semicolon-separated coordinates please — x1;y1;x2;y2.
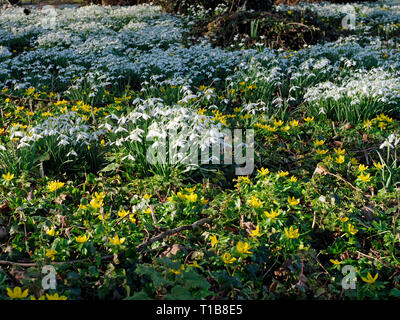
0;203;11;214
0;226;7;240
242;221;256;235
313;165;329;176
269;281;278;293
160;244;188;258
333;140;344;147
54;193;67;205
361;204;375;221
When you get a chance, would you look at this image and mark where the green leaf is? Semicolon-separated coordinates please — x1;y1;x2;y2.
87;172;96;184
389;288;400;297
101;162;120;172
183;270;210;291
125;290;152;300
37;152;50;162
166;286;194;300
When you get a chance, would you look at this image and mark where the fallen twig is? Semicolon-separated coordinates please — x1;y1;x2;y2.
150;204;159;229
0;255;113;267
136;217;211;252
0;217;212;267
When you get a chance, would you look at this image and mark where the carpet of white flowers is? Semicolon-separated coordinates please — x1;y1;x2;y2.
0;1;400;300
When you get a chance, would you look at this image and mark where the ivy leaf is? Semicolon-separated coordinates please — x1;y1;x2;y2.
389;288;400;297
125;290;152;300
165;286;193;300
183;270;210;291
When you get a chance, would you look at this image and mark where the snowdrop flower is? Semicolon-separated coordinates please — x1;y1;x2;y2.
66;150;78;157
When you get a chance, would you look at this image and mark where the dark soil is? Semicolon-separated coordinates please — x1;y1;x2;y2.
188;9;347;51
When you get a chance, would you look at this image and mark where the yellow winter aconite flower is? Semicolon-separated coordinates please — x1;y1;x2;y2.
78;204;87;210
236;241;252;254
277;170;289;177
364;120;373;129
90;198;103;210
129;214;136;224
25;87;35;96
339;216;349;223
334;147;346;155
184;187;196;193
118;209;129;218
75;234;89;243
45;249;57;261
257;167;270;176
249;225;261;237
289;176;297;183
357;164;368;172
2;172;14;181
94;192;106;201
330;259;341;265
201;197;209;205
109;234;126;246
236;176;251;185
314;139;325;146
98;213;110;221
350;157;359;165
265;208;281;219
248;196;263;208
176;191;185;200
316;149;328;155
48;180;65;192
284;226;300;239
289;119;299;127
30;295;45;300
222;252;236;264
170;264;185;275
144;193;152;200
373;162;385;169
298;243;310;251
273;119;284;127
210;234;218;248
288;196;300;206
358;172;371;182
197;108;206;115
46;228;55;236
46;293;67;300
347;224;358;235
187;261;201;269
376;113;392;122
335;155;345;164
186;193;198;202
304;116;314;122
6;287;29;299
361;272;378;284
